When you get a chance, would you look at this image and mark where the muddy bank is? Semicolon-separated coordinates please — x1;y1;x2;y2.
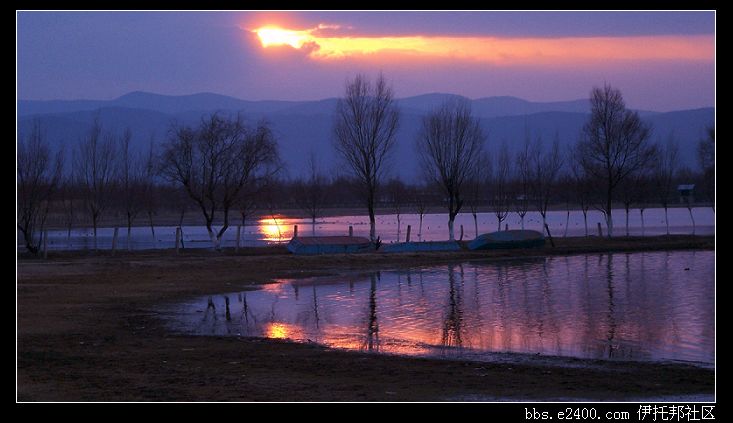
17;235;715;401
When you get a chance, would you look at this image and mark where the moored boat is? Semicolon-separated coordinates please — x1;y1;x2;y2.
468;230;545;250
287;236;375;255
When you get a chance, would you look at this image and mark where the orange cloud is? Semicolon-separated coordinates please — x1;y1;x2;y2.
253;25;713;66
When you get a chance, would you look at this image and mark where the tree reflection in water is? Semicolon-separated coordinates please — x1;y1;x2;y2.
361;273;380;352
441;264;464;350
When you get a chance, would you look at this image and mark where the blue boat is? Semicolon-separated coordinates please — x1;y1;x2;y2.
287;236;375;255
381;241;463;253
468;230;545;250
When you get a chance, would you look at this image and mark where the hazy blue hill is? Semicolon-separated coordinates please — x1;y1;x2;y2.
18;92;713;181
18;99;109;116
18;91;303;117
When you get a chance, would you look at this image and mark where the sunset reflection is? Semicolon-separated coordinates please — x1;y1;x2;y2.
258;217;289;241
266;322;300;340
172;252;714;364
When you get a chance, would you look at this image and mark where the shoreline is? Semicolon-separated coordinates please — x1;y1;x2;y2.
17;235;715;401
35;203;715;231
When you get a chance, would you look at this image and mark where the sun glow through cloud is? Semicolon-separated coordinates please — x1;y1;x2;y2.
252;25;713;65
255;27;312;49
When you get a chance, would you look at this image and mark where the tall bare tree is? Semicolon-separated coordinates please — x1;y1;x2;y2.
293;152;328;235
619;168;653;236
569;153;593;236
413;183;430;241
488;143;511;232
116;128;145;250
654;137;680;235
465;175;483;238
528;135;563;232
334;73;400;241
697;125;715;209
74;118;117;251
575;84;657;237
513;140;531;230
137;136;159;243
161;113;279;249
385;177;408;241
58;171;78;248
17;120;63;255
416;99;485;241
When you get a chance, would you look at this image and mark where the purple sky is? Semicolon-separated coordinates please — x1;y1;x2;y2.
17;11;715;111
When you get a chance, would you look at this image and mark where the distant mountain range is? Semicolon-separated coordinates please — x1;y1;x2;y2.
18;91;714;180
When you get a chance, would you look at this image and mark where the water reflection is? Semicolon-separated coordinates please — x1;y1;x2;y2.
168;251;714;364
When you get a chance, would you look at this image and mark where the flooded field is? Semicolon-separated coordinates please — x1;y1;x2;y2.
30;207;714;251
165;250;714;365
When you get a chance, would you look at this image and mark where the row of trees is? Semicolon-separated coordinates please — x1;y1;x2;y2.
18;76;715;254
334;75;714;240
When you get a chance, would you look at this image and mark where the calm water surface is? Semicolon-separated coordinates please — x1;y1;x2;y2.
165;250;714;365
31;207;713;251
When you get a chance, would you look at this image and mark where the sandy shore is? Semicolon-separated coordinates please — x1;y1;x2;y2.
17;235;715;401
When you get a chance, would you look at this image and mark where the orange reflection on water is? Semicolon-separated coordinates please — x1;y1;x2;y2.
258;217;291;241
265;322;301;340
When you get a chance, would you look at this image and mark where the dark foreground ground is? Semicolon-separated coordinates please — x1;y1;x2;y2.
17;235;715;401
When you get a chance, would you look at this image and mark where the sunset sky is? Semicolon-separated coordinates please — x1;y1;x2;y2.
17;11;715;111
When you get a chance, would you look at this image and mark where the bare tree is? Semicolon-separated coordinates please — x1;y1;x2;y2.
465;175;483;238
74;118;117;251
237;181;259;234
654;137;679;235
385;177;408;241
333;73;400;242
569;154;593;236
413;184;429;241
528;135;563;232
416;99;485;241
513;140;531;230
619;168;653;236
140;137;159;244
116;128;146;250
488;143;511;232
161;113;279;249
697;125;715;209
57;171;78;248
17;120;63;255
557;171;574;237
293;152;328;235
575;84;657;237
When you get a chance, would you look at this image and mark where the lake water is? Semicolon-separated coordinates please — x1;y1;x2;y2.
164;250;715;365
28;207;714;251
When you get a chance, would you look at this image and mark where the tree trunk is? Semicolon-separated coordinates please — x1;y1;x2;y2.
92;214;98;251
541;214;547;233
206;219;220;250
473;213;478;238
640;209;645;236
606;212;614;238
520;215;525;230
311;216;316;236
688;207;695;235
418;215;424;241
583;211;588;237
67;223;72;249
564;209;570;237
625;207;630;237
664;206;669;235
148;212;156;244
127;223;132;251
396;214;401;242
448;218;455;241
368;202;376;242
